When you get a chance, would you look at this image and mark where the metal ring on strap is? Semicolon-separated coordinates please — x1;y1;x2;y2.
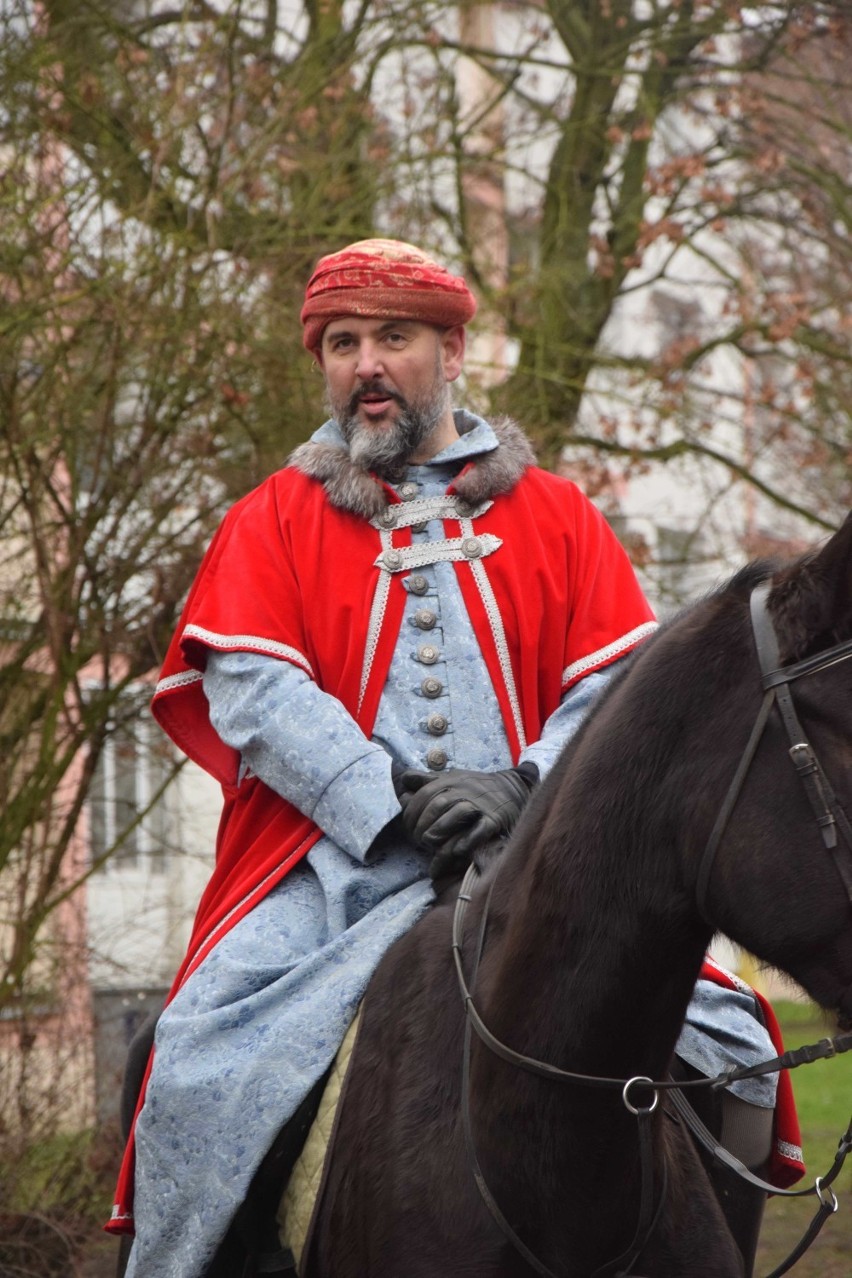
622;1077;659;1116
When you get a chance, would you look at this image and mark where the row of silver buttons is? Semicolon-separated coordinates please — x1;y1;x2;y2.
399;482;450;770
414;627;449;766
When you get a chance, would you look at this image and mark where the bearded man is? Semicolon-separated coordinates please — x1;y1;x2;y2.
109;239;798;1278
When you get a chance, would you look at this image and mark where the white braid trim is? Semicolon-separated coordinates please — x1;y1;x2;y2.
562;621;658;687
359;528;393;714
369;495;492;531
464;518;526;752
182;624;315;677
155;669;203;696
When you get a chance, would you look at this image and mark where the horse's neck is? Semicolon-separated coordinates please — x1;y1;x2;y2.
480;737;711;1081
464;781;714;1273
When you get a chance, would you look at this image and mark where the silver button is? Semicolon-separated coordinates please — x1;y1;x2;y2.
414;609;437;630
408;574;429;595
378;508;398;528
417;644;440;665
462;536;483;559
421;676;443;699
399;482;419;500
411;521;428;534
426;747;448;770
455;500;474;518
427;713;448;735
383;549;403;570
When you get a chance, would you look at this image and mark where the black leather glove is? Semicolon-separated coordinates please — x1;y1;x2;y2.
397;764;538;880
391;760;430;800
366;763;432;861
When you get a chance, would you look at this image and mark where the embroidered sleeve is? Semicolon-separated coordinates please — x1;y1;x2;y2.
203;650;401;862
519;663;622;778
153;475;322;785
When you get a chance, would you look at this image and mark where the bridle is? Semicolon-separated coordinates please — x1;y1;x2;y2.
453;580;852;1278
696;579;852;920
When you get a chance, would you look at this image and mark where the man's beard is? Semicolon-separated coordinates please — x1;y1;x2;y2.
330;372;451;481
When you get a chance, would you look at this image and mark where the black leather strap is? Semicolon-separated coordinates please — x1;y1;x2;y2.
669;1086;850;1278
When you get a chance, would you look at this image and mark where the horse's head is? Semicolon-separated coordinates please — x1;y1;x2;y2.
687;511;852;1025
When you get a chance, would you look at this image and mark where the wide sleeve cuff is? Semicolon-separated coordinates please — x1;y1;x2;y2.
312;749;402;862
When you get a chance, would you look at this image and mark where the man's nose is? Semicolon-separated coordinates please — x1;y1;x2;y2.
355;342;385;381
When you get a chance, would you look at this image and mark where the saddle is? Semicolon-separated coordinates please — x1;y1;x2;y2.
276;1012;361;1269
206;1013;361;1278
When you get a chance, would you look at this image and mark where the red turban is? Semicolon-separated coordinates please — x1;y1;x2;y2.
301;238;477;351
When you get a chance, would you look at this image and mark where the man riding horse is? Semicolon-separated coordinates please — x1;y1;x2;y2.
108;238;797;1276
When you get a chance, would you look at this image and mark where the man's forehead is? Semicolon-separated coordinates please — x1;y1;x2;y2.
322;316;425;339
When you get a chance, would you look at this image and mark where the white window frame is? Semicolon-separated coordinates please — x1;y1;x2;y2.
89;707;173;873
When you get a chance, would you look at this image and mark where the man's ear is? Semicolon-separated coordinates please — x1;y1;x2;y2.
440;325;466;383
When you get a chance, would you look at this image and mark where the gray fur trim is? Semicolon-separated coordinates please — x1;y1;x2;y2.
288;417;535;518
288;439;389;520
454;418;536;506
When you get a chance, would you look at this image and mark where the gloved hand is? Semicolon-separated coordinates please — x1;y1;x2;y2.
391;760;430;800
396;764;538;880
366;763;433;861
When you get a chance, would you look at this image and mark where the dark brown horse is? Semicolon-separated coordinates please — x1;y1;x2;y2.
301;516;852;1278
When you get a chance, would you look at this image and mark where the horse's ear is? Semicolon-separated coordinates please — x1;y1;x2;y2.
769;511;852;662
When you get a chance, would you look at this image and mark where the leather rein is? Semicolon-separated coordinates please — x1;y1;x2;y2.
453;582;852;1278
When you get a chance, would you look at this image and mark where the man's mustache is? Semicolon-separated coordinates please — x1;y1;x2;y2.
347;381;407;416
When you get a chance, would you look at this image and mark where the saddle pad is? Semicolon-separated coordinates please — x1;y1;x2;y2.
276;1010;360;1271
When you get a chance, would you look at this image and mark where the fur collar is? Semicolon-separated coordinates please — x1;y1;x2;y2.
288;417;536;520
